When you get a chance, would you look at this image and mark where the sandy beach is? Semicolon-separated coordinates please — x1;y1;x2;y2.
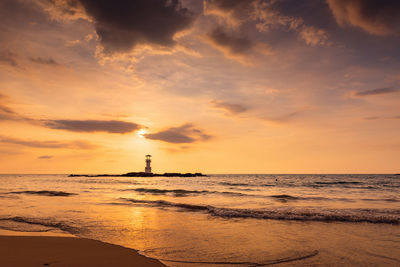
0;235;166;267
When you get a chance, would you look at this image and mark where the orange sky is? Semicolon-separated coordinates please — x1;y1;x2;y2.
0;0;399;174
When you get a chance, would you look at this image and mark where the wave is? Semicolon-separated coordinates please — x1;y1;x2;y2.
119;188;360;203
122;198;209;211
314;181;362;185
120;187;298;199
270;194;299;200
362;198;399;202
125;187;256;197
220;182;251;187
120;188;210;196
120;198;400;224
0;217;80;234
67;178;141;185
8;190;76;197
160;250;319;266
0;194;19;199
219;182;276;187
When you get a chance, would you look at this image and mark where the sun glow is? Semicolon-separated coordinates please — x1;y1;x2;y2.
137;129;148;138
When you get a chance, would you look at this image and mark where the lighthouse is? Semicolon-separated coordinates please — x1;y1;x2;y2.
145;155;152;173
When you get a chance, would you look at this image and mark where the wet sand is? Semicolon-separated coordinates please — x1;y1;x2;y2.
0;235;166;267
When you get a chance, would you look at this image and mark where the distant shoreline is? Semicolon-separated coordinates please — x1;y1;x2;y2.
69;172;207;177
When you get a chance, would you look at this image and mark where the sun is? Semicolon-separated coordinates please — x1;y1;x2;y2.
137;129;148;138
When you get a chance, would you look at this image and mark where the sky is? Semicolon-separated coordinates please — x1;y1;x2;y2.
0;0;399;174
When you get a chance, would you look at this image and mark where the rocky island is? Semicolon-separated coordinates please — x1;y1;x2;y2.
69;155;206;177
69;172;206;177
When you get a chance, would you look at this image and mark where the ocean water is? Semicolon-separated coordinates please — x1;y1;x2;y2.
0;174;399;266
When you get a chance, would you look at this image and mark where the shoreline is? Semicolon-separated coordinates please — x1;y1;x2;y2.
0;231;166;267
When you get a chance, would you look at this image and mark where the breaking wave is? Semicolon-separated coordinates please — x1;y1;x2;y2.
120;198;400;224
0;217;80;234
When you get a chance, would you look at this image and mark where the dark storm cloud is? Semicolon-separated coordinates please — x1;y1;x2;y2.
29;57;59;65
208;27;252;55
43;119;142;133
354;88;399;97
145;123;212;144
212;100;248;115
327;0;400;35
0;50;18;67
0;135;97;149
70;0;195;53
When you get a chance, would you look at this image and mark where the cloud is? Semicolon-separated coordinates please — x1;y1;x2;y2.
38;155;53;159
354;87;399;96
204;0;253;15
145;123;212;144
43;119;142;133
205;27;271;64
0;95;143;134
48;0;196;54
364;115;400;120
205;0;329;47
203;0;254;27
0;50;18;67
252;1;329;46
0;135;97;149
327;0;400;35
297;25;330;47
0;94;29;122
208;27;253;55
0;103;17;121
262;111;304;123
29;57;59;65
212;100;248;115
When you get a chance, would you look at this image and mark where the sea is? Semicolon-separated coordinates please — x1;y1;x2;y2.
0;174;399;266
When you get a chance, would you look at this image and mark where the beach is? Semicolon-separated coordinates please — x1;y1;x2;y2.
0;234;165;267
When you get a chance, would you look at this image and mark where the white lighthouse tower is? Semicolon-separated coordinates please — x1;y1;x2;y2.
145;155;152;173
